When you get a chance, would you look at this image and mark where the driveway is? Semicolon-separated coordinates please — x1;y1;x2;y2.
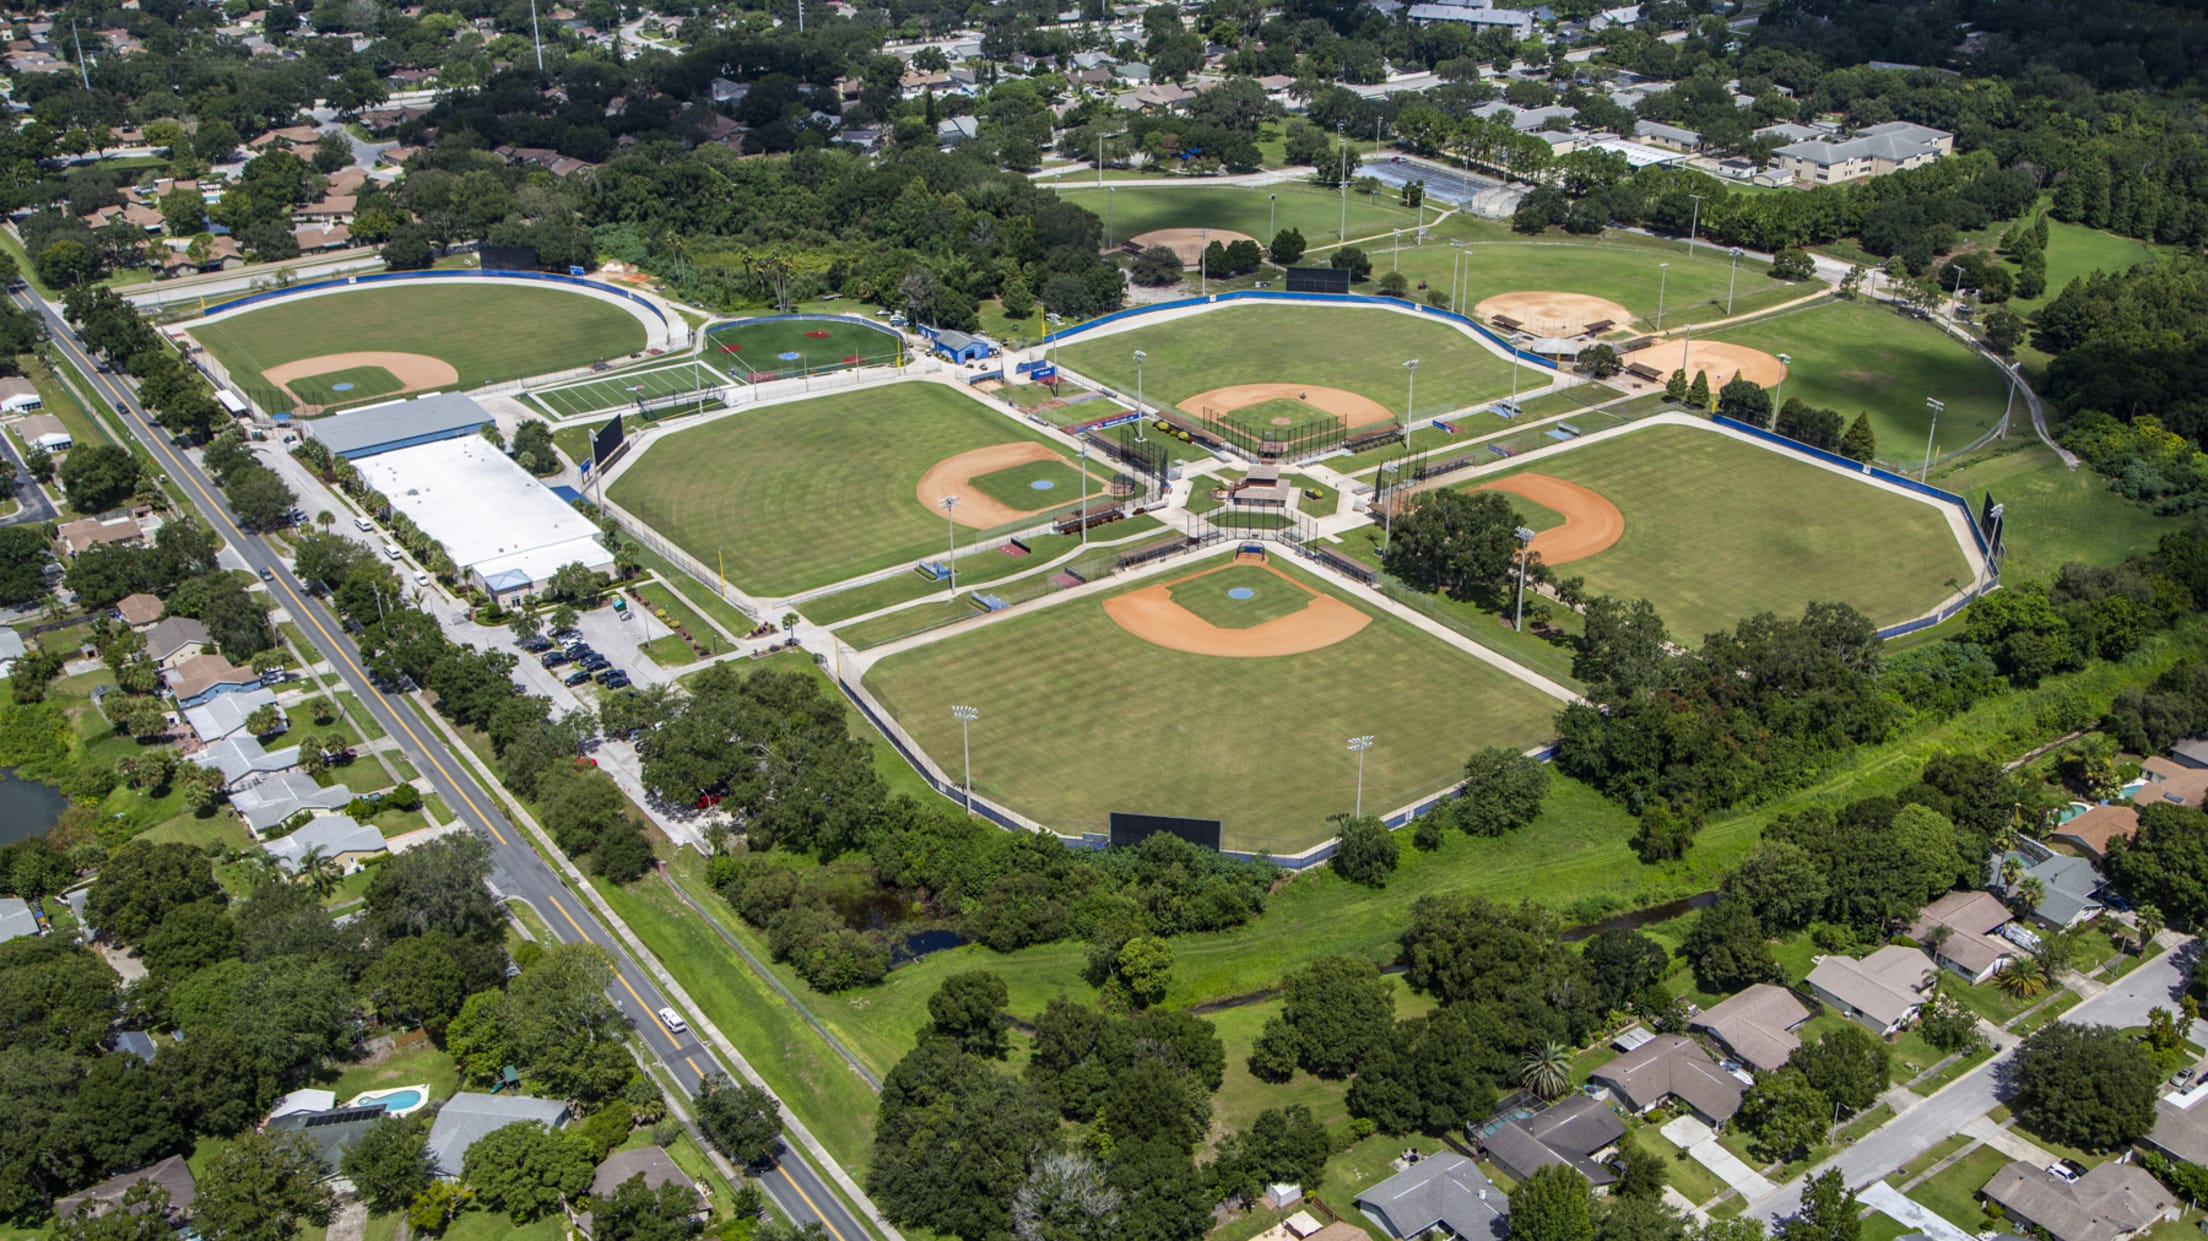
1662;1116;1776;1201
1859;1183;1973;1241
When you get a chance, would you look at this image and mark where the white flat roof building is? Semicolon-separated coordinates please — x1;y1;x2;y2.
355;436;613;602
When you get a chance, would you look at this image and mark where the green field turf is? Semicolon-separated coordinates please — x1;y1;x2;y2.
609;382;1113;596
1054;304;1548;428
1168;563;1309;627
288;365;402;405
193;284;649;406
1054;182;1420;249
703;316;904;376
535;360;713;418
1484;421;1976;638
967;458;1087;510
862;556;1563;851
1708;299;2011;471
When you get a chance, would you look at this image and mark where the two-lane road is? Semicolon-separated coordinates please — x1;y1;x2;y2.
20;289;871;1241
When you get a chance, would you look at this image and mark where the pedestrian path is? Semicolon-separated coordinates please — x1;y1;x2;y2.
1961;1116;2058;1164
1663;1115;1777;1201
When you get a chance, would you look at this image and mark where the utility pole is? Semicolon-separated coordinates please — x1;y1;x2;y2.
1079;438;1091;544
1133;350;1147;443
1686;193;1704;257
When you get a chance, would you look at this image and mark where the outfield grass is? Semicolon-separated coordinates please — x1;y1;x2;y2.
1932;440;2178;581
703;315;904;376
1055;304;1547;426
609;382;1108;596
862;555;1564;850
288;364;403;406
1478;421;1976;638
194;284;649;403
1708;299;2010;470
798;519;1166;626
1054;182;1419;249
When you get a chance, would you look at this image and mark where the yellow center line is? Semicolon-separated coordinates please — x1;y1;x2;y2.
544;893;678;1049
777;1163;850;1241
45;321;511;844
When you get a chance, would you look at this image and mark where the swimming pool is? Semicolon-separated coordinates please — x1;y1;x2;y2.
348;1084;431;1116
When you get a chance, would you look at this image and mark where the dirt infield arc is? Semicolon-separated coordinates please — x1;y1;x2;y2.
918;442;1064;528
1183;383;1396;430
1128;228;1260;267
1475;474;1625;566
262;351;460;411
1475;291;1634;337
1621;340;1789;388
1103;559;1372;656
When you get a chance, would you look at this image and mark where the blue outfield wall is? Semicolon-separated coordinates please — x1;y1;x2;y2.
1042;290;1564;371
202;268;671;328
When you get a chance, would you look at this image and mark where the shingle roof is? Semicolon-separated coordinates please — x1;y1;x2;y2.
1910;890;2015;976
53;1155;196;1227
1483;1095;1625;1185
1592;1034;1745;1122
1806;945;1932;1027
183;686;279;743
1689;984;1811;1072
1355;1152;1508;1241
261;814;384;871
2052;805;2138;860
426;1093;570;1176
0;896;36;942
1981;1161;2174;1241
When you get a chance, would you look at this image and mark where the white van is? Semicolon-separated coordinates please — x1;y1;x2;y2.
657;1007;688;1035
353;516;372;532
383;543;400;560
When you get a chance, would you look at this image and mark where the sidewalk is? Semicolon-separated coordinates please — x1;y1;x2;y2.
1662;1116;1777;1201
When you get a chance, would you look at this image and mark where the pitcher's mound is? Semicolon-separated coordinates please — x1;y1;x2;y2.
1476;291;1634;339
1127;228;1260;267
1621;340;1789;388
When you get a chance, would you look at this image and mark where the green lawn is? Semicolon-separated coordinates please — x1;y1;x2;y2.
1056;304;1546;430
1933;439;2178;581
799;520;1164;625
1707;299;2012;471
192;283;649;410
1633;1124;1731;1208
703;315;905;376
1474;421;1976;638
836;597;980;649
287;364;404;406
325;1043;460;1103
1909;1144;2010;1230
1053;181;1420;249
862;555;1564;851
610;381;1101;596
2006;216;2169;315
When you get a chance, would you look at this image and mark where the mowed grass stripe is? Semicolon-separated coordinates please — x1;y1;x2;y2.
863;557;1561;852
611;382;1095;596
1055;304;1546;425
194;284;647;390
1488;423;1974;639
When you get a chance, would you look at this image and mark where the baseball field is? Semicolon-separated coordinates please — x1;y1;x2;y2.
608;381;1119;597
193;283;650;412
1053;303;1549;431
1463;421;1977;639
862;554;1564;852
1054;182;1422;249
701;316;904;377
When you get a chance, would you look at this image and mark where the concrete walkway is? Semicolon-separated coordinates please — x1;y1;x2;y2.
1961;1116;2058;1164
1662;1115;1777;1201
1859;1182;1973;1241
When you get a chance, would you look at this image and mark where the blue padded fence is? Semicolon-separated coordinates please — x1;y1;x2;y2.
202;268;670;327
702;311;905;349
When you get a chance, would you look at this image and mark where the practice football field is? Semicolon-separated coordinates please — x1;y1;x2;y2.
608;382;1116;597
863;556;1562;852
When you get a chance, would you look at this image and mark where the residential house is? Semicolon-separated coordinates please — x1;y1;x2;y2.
56;516;146;557
2014;854;2107;930
52;1156;196;1231
1478;1094;1626;1187
111;1031;157;1063
0;628;22;678
1978;1161;2176;1241
2052;804;2138;862
2134;756;2208;810
1116;62;1154;82
268;1088;339;1122
261;814;386;873
192;732;300;787
16;412;71;451
292;222;352;252
168;652;263;708
936;116;979;147
142;616;212;671
1688;983;1811;1072
1355;1152;1509;1241
294;192;356;222
0;376;42;413
577;1147;708;1236
1805;945;1934;1035
231;769;353;836
1633;120;1701;151
1591;1034;1746;1125
0;896;39;943
2148;1078;2208;1165
1405;3;1536;36
2168;738;2208;769
1909;889;2016;984
183;686;280;743
1118;82;1197;110
266;1102;389;1171
114;593;165;629
1771;121;1953;185
427;1093;573;1176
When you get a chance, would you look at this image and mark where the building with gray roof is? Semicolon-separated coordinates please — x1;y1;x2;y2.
305;392;493;460
427;1092;572;1176
267;1103;389;1174
1772;121;1952;184
1689;983;1811;1072
233;770;355;835
0;895;38;942
1479;1094;1626;1187
1355;1152;1508;1240
1592;1033;1746;1124
261;814;386;872
53;1155;196;1229
1980;1161;2175;1241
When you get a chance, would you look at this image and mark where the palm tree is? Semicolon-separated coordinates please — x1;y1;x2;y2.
294;845;342;898
1997;955;2049;999
1519;1041;1572;1101
316;511;335;530
2000;856;2023;891
2136;904;2165;955
2012;876;2046;917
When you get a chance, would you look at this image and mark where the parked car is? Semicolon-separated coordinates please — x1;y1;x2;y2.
595;667;627;685
552;628;583;642
562;669;592;686
519;636;553;652
259;567;273;582
540;651;571;668
2049;1160;2086;1184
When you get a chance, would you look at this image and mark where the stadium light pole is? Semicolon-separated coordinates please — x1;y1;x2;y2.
1347;735;1374;817
1106;187;1114;248
1200;228;1209;296
1269;193;1277;243
1079;438;1091;544
1655;262;1670;331
952;705;979;816
1393;228;1401;271
1507;332;1523;416
1686;193;1705;257
940;495;960;591
1402;358;1418;431
1133;350;1147;443
1726;246;1743;315
1773;352;1792;411
1923;397;1944;480
1381;461;1399;554
2000;359;2020;439
527;0;544;73
1513;525;1537;631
